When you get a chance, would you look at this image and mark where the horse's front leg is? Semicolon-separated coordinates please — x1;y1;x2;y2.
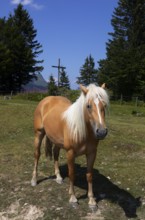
66;149;77;204
86;150;97;207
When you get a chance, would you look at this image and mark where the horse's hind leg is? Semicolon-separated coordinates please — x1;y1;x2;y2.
44;136;53;160
53;146;63;184
31;130;44;186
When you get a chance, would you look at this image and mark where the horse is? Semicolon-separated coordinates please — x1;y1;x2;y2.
31;83;109;207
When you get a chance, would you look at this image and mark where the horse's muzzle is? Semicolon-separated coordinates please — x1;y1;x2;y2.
96;128;108;140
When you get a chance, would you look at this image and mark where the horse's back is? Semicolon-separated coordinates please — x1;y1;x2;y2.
34;96;71;120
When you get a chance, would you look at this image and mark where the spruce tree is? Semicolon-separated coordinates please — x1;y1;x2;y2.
0;18;12;93
77;55;98;86
12;4;43;91
0;4;43;93
98;0;145;99
48;75;58;96
59;69;70;89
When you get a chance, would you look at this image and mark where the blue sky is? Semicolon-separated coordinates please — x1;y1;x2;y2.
0;0;118;88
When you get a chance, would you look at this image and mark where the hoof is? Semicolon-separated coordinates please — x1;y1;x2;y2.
69;195;78;203
31;179;37;187
88;197;97;207
55;178;63;184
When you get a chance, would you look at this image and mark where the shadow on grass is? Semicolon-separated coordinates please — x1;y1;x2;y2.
37;163;141;218
37;175;56;185
59;163;141;218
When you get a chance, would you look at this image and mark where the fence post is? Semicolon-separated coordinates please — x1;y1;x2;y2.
120;94;123;105
135;97;138;108
10;91;13;99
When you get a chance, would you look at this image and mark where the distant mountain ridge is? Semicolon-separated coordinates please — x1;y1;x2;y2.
23;74;48;92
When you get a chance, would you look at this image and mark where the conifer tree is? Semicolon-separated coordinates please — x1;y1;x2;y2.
48;75;58;96
77;55;98;86
0;18;12;93
98;0;145;99
59;69;70;89
0;4;43;93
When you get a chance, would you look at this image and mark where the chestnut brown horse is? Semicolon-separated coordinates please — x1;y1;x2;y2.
31;83;109;207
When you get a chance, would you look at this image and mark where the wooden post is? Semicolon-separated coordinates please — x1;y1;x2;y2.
52;59;66;87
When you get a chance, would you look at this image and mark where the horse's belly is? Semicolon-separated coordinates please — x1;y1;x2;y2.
47;132;64;146
43;114;64;146
45;125;64;145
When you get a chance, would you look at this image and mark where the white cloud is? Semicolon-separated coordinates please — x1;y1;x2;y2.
22;0;33;6
31;3;44;10
11;0;21;4
11;0;44;10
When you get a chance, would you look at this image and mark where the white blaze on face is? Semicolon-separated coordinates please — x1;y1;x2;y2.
94;98;102;125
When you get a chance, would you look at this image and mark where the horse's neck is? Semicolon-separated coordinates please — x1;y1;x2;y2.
64;94;87;143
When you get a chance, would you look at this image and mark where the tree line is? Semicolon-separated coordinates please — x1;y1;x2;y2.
48;69;70;96
98;0;145;100
1;1;145;100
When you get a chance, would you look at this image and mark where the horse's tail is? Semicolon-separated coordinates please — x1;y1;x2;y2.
44;136;53;160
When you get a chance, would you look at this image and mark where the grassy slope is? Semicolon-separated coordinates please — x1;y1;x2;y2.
0;99;145;220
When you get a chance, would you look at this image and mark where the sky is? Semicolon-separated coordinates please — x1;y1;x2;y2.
0;0;118;88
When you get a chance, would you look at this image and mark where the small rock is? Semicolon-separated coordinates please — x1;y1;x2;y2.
55;207;63;211
107;176;111;180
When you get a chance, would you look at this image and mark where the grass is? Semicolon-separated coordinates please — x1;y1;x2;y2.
0;98;145;219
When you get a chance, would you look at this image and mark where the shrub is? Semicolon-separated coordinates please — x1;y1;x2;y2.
14;92;48;102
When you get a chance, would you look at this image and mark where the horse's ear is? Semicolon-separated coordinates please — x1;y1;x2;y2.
101;83;106;89
80;84;88;95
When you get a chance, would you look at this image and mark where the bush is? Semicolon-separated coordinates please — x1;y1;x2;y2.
13;89;80;103
58;88;80;102
14;92;48;102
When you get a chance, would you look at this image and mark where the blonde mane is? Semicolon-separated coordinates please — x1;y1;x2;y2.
63;84;109;143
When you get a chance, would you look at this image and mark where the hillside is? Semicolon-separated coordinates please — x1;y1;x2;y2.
23;73;47;92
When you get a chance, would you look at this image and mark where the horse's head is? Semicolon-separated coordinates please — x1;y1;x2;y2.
80;83;109;140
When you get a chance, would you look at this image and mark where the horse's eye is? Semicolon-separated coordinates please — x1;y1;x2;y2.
87;104;92;109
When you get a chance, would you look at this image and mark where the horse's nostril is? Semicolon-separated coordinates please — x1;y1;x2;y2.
96;128;108;139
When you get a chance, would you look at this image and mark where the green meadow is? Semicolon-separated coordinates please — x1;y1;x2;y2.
0;98;145;220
